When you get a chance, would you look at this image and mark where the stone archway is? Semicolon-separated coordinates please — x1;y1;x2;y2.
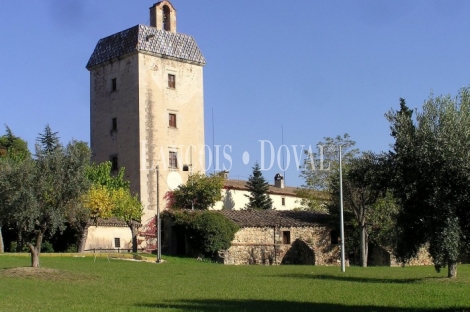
281;239;315;265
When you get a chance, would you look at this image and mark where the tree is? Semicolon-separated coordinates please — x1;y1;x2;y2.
0;128;90;267
170;210;239;258
0;157;36;253
77;161;142;253
0;125;30;159
0;126;31;253
386;92;470;278
244;163;273;210
36;124;59;154
327;152;390;267
166;173;224;210
298;135;393;267
111;188;143;253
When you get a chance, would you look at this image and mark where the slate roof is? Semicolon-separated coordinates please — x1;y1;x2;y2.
86;24;206;69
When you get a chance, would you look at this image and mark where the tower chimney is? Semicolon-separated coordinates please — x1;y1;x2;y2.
150;1;177;33
274;173;284;188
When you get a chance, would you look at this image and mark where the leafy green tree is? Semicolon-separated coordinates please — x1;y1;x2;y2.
0;126;31;253
386;92;470;278
166;173;224;210
327;152;390;267
0;157;36;254
244;163;273;210
171;210;239;258
299;135;394;267
77;161;142;253
0;125;30;159
0;129;90;267
111;187;143;253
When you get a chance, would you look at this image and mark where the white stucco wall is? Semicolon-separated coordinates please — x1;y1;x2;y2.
213;188;305;210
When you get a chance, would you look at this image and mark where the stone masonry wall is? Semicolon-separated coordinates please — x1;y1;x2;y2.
221;226;341;266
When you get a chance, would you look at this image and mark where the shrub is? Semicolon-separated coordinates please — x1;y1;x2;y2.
173;211;239;258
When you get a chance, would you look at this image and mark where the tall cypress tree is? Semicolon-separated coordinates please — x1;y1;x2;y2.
245;163;273;210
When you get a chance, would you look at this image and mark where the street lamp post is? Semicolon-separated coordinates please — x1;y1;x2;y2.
156;166;162;263
339;145;346;272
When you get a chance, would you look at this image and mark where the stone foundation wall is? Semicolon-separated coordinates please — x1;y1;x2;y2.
220;226;341;265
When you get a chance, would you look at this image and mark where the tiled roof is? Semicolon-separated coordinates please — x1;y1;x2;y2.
164;209;331;228
86;24;206;69
88;217;141;228
223;179;327;199
219;209;331;228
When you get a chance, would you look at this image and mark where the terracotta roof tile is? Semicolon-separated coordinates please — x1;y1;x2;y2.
164;209;331;228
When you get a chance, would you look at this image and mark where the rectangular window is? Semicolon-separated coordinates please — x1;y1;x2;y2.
112;78;117;91
111;155;118;171
330;230;339;245
169;113;177;128
114;237;121;248
112;118;117;131
168;74;175;89
169;151;178;168
281;197;285;206
282;231;291;244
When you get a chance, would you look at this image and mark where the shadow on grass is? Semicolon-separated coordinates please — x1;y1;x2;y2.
136;299;468;312
273;273;443;284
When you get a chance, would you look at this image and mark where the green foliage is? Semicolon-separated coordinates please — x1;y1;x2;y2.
298;134;394;266
244;163;273;210
0;125;30;160
172;210;239;258
86;161;129;190
167;173;224;210
36;124;60;154
386;90;470;277
0;126;91;266
40;241;54;253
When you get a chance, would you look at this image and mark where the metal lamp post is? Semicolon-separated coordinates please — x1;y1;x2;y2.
156;166;162;263
339;145;346;272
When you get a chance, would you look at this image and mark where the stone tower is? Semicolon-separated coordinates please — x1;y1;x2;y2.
86;1;206;226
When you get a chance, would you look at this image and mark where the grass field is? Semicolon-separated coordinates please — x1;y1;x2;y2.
0;254;469;312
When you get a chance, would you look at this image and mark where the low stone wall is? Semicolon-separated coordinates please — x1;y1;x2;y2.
220;226;341;265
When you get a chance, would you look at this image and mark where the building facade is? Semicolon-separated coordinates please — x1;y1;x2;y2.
86;1;206;233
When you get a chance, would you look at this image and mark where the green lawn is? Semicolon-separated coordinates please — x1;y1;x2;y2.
0;254;469;312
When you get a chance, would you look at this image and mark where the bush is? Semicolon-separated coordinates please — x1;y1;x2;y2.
173;211;239;258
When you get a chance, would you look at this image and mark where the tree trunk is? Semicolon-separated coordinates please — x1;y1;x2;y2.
77;224;89;253
0;226;4;253
359;223;368;267
448;260;457;278
28;231;44;268
128;222;138;253
16;230;23;252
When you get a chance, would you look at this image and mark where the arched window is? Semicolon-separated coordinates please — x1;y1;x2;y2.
163;5;171;31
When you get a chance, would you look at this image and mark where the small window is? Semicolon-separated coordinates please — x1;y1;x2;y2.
169;113;177;128
169;151;178;168
281;197;285;206
168;74;175;89
112;118;117;131
330;230;339;245
282;231;291;244
111;155;118;171
112;78;117;91
114;237;121;248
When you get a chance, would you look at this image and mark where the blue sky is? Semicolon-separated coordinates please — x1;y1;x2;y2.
2;1;470;187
